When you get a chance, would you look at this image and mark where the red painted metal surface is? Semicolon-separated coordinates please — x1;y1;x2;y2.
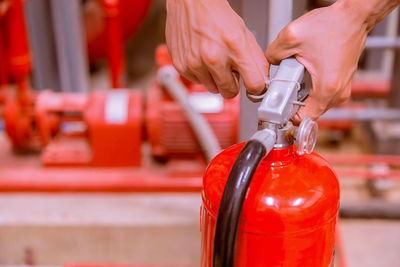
86;0;152;62
146;80;238;158
146;46;239;159
0;163;397;193
4;0;33;106
34;91;88;146
3;98;36;148
201;144;340;266
100;0;126;88
0;167;202;192
0;18;8;89
2;0;35;149
65;264;191;267
36;89;143;167
351;80;389;98
84;89;142;166
41;137;93;167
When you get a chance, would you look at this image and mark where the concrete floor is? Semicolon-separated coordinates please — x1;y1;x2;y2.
341;219;400;267
0;193;399;267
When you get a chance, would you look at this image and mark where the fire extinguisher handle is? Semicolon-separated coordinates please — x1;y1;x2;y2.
257;57;308;125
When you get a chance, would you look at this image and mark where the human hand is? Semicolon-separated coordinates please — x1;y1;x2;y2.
165;0;268;98
265;1;369;123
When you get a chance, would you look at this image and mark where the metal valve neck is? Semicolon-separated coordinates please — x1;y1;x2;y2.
257;120;295;149
258;117;318;155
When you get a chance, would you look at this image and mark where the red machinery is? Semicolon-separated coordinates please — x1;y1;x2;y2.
36;89;142;167
146;45;239;159
0;0;237;170
0;0;144;166
85;0;152;88
86;0;152;62
1;0;35;149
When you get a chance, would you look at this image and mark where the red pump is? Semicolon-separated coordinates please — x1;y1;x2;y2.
200;58;340;266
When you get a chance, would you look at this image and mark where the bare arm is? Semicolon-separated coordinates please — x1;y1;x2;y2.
265;0;400;123
165;0;268;98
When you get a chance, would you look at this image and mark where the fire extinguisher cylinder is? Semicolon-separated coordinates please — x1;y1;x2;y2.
213;129;276;267
202;58;339;267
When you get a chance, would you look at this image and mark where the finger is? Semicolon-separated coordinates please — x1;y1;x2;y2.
246;29;269;79
194;71;219;94
180;69;201;84
229;37;267;96
207;65;240;98
185;55;218;92
200;47;240;98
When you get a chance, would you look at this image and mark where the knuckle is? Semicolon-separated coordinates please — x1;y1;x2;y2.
281;24;299;44
200;46;220;66
220;89;239;99
206;85;219;94
217;80;239;98
171;59;185;74
245;79;265;94
224;32;245;49
186;56;202;72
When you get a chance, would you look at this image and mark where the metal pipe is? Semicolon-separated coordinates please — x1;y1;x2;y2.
238;0;269;141
25;0;61;92
335;167;400;179
340;200;400;219
101;0;126;88
324;154;400;166
50;0;89;93
321;107;400;121
365;36;400;49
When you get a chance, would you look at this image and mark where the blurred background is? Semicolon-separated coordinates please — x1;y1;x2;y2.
0;0;399;267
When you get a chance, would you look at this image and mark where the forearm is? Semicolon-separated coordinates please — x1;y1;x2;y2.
336;0;400;31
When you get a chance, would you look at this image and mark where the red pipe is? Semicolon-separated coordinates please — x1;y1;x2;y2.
4;0;33;107
0;165;396;193
336;168;400;179
324;154;400;167
351;80;389;98
101;0;125;88
0;19;8;87
0;167;202;192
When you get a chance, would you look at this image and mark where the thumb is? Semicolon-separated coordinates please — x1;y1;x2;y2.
246;29;269;80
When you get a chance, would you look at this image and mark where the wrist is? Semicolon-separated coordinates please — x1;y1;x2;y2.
333;0;371;30
335;0;400;31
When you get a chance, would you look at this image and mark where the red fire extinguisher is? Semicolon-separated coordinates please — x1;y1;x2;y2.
201;58;340;266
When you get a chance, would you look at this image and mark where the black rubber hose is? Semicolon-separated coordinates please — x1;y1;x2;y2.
212;140;267;267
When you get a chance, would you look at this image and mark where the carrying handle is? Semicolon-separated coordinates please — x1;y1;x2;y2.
257;57;310;125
